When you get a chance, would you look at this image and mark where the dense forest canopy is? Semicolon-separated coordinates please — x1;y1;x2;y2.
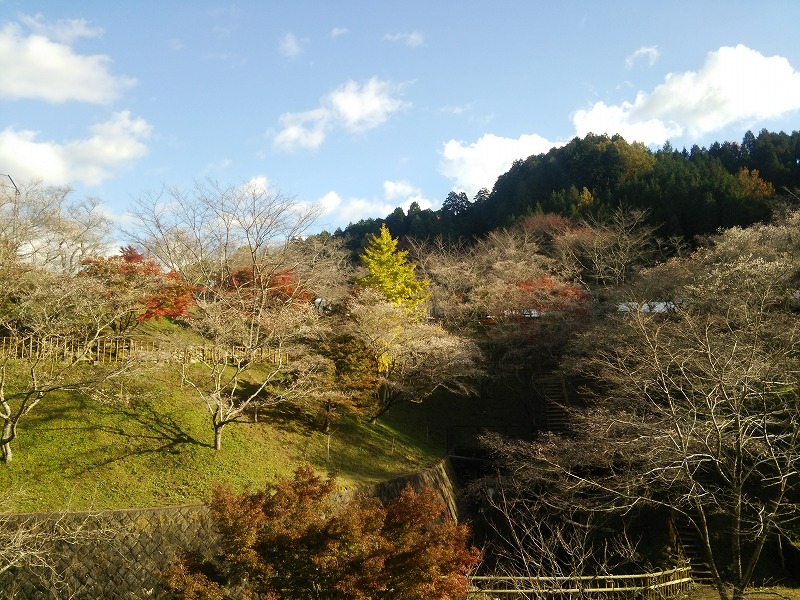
337;129;800;249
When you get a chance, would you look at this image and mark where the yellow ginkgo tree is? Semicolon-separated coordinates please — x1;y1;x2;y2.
358;224;429;313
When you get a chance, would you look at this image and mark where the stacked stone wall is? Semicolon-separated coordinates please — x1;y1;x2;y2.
0;459;458;599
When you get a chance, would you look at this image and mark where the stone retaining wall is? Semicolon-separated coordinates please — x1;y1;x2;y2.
0;459;459;599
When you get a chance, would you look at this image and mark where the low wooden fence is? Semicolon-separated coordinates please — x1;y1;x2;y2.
0;336;288;365
469;566;693;599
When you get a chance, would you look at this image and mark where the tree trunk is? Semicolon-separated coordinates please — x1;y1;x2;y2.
0;440;11;463
370;385;396;422
214;422;224;451
1;419;12;463
694;506;729;600
322;413;331;434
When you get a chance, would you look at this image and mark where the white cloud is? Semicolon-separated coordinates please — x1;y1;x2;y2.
328;78;409;132
440;103;472;116
203;158;232;173
279;32;303;58
383;31;425;48
439;133;560;198
273;77;409;152
330;27;349;38
625;45;659;69
575;45;800;144
19;13;103;44
273;108;330;151
0;17;136;103
241;176;272;195
573;101;682;145
0;111;151;185
383;180;419;201
319;190;343;214
319;191;396;227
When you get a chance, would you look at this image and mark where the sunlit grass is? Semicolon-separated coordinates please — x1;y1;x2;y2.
0;333;535;513
0;363;439;512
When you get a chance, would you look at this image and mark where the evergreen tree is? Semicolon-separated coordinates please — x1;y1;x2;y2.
358;224;429;311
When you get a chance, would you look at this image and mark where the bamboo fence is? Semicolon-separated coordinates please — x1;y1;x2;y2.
0;336;288;365
468;566;693;599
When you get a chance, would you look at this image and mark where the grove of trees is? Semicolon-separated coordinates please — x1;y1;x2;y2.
472;211;800;600
338;129;799;246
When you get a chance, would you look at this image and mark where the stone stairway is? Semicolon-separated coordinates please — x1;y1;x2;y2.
673;513;715;584
534;375;569;433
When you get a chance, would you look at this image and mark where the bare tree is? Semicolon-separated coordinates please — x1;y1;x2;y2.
0;180;111;273
126;180;348;450
467;445;645;586
413;229;555;328
413;228;589;371
552;206;657;288
493;213;800;600
126;179;321;283
0;261;150;463
0;490;118;597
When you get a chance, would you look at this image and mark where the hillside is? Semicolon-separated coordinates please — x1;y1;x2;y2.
0;359;442;513
338;129;800;247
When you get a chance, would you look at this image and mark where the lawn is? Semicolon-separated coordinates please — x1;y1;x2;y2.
0;363;443;513
0;333;534;513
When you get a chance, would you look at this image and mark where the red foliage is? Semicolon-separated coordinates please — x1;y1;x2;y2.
214;267;314;304
119;245;147;265
137;270;200;323
382;485;481;600
516;275;589;316
80;247;198;331
482;275;588;325
163;466;480;599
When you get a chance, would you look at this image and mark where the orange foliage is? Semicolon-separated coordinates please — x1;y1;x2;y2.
213;267;314;304
516;275;589;315
80;246;198;331
163;466;480;599
518;212;572;237
738;167;775;198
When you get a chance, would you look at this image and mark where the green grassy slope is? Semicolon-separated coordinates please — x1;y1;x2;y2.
1;316;535;513
0;364;443;513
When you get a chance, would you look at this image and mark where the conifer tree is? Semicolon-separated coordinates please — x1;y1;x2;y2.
358;224;429;311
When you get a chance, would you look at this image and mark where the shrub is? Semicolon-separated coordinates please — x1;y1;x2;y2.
163;465;480;599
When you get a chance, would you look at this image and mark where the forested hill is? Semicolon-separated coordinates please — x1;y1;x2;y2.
337;129;800;247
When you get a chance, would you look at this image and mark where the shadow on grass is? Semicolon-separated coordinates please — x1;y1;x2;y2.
312;415;443;483
104;399;208;448
250;401;317;437
29;396;212;475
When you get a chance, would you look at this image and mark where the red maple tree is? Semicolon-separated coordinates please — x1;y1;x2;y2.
80;246;198;333
212;266;314;304
163;465;480;599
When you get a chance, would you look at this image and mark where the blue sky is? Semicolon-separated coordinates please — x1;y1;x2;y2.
1;1;799;234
